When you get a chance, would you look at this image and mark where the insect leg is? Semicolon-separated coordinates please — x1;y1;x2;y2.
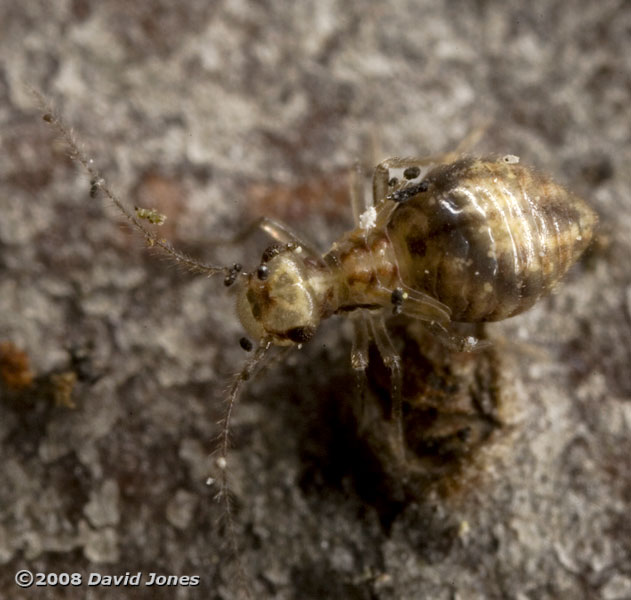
368;314;405;461
396;286;452;324
349;161;369;227
350;312;370;430
452;120;490;155
208;216;321;259
351;312;370;372
424;321;492;353
257;217;321;257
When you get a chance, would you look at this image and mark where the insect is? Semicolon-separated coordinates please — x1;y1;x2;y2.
233;153;597;458
38;94;596;527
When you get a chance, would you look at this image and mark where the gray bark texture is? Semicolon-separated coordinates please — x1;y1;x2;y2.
1;1;629;599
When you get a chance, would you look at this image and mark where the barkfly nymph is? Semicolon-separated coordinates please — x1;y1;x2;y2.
39;92;597;556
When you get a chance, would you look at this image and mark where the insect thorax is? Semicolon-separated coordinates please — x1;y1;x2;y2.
323;229;401;314
236;230;407;345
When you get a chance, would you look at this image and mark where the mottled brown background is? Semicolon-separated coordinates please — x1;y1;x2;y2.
1;1;630;599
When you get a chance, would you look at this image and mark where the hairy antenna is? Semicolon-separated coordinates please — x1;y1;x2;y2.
214;338;273;600
35;90;270;595
34;90;229;278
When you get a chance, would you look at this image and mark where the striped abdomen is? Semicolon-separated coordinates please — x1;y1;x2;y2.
386;157;597;322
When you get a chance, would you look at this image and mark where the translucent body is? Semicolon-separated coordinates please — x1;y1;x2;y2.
384;157;597;321
238;155;598;342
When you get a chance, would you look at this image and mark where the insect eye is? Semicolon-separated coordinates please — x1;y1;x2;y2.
239;337;253;352
286;326;316;344
403;166;421;180
257;265;270;280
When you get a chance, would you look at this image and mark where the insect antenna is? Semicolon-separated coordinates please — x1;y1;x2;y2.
213;338;273;599
33;90;230;279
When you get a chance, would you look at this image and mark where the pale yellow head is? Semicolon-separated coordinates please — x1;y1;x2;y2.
236;251;319;346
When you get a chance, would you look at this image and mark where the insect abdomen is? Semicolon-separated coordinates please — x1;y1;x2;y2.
387;158;597;322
